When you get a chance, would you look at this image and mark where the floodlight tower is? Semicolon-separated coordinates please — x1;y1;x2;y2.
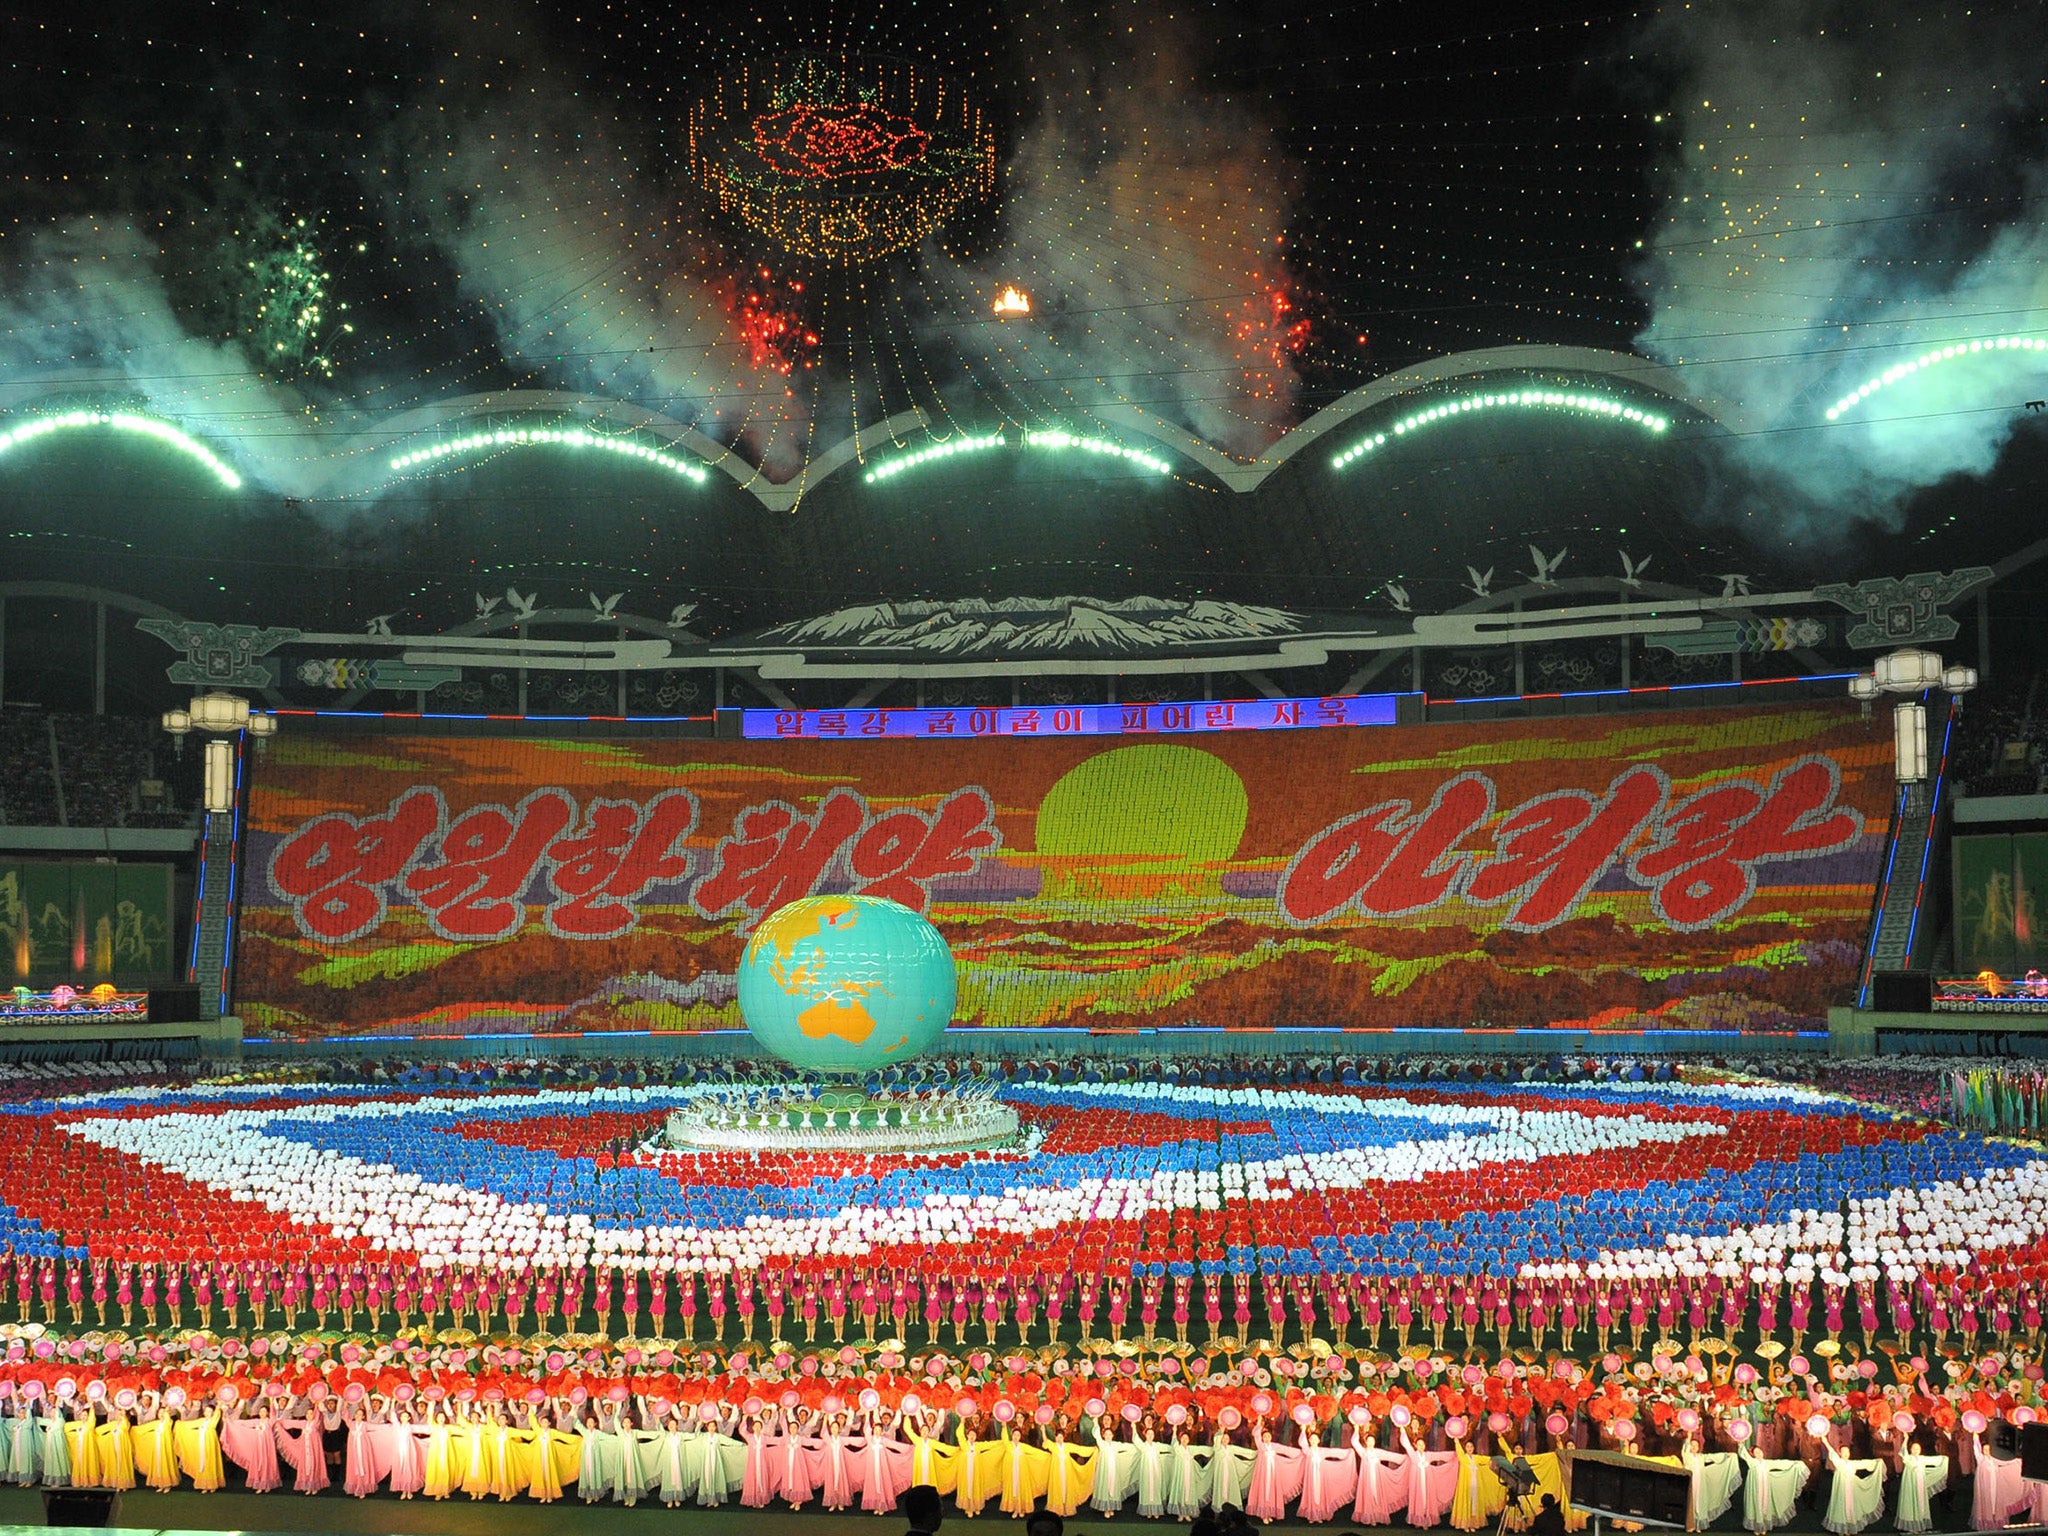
162;692;276;812
1848;649;1977;782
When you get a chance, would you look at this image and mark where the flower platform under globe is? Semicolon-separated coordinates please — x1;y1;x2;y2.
663;1084;1019;1154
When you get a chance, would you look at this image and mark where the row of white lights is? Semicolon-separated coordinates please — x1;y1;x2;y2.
1825;336;2048;421
5;332;2040;501
1332;390;1671;470
863;431;1006;483
0;410;243;490
389;427;709;483
863;429;1172;484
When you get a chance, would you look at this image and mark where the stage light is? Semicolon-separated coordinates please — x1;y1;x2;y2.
1824;336;2048;421
1330;388;1670;469
992;286;1032;317
0;410;242;489
388;427;710;483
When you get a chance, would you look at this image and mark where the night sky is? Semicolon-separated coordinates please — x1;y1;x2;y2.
0;0;2044;633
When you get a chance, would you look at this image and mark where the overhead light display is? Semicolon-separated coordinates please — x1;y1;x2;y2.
0;410;242;490
687;52;996;263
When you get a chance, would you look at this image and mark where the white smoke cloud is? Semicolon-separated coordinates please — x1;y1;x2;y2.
0;219;332;497
922;7;1302;456
1634;0;2048;535
399;92;812;478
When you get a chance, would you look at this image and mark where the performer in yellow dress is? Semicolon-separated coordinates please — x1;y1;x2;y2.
62;1405;102;1489
93;1407;136;1492
130;1402;179;1491
420;1411;457;1500
490;1413;530;1501
1046;1425;1099;1517
457;1411;493;1499
518;1409;569;1503
172;1408;226;1492
1517;1451;1584;1531
955;1423;1008;1517
1451;1440;1508;1531
907;1413;960;1495
998;1427;1053;1518
541;1410;582;1496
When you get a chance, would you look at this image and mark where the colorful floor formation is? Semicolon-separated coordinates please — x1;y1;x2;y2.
0;1068;2041;1528
2;1074;2033;1293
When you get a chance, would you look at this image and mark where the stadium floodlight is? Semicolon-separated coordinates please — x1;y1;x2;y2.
164;692;276;811
201;740;236;814
1893;702;1929;785
1847;649;1976;784
1871;648;1943;693
164;692;275;738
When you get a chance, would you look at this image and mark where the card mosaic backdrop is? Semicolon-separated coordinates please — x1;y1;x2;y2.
235;705;1895;1037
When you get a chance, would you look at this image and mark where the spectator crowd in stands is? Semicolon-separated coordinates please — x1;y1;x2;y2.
0;713;201;829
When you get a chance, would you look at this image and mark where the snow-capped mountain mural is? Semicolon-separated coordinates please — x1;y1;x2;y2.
760;596;1305;656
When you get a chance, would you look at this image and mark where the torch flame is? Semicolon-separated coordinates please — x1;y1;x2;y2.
992;286;1031;317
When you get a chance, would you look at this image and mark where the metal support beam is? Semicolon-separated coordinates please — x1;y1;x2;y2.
1338;650;1405;697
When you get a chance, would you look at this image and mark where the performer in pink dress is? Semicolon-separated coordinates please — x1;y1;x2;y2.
776;1408;822;1508
739;1410;783;1508
856;1410;911;1513
708;1273;729;1341
1245;1423;1306;1521
619;1266;640;1337
1298;1423;1359;1522
1353;1430;1411;1526
220;1401;283;1492
816;1411;863;1511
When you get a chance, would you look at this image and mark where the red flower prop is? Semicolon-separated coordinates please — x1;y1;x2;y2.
753;101;930;181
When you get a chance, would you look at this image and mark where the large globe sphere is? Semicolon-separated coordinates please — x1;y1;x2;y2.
736;895;957;1073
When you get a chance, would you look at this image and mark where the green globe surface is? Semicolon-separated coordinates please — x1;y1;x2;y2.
735;894;958;1072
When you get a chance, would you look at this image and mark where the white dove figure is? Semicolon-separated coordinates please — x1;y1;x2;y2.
588;591;623;620
474;592;501;622
364;614;395;637
1464;565;1495;598
1527;546;1567;586
1619;552;1651;589
505;587;539;622
667;602;699;628
1384;583;1412;614
1718;573;1752;598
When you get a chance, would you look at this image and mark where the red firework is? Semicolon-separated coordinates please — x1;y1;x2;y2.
727;268;820;376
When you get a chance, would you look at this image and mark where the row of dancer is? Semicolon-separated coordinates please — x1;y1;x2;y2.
9;1252;2036;1358
0;1384;1973;1532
